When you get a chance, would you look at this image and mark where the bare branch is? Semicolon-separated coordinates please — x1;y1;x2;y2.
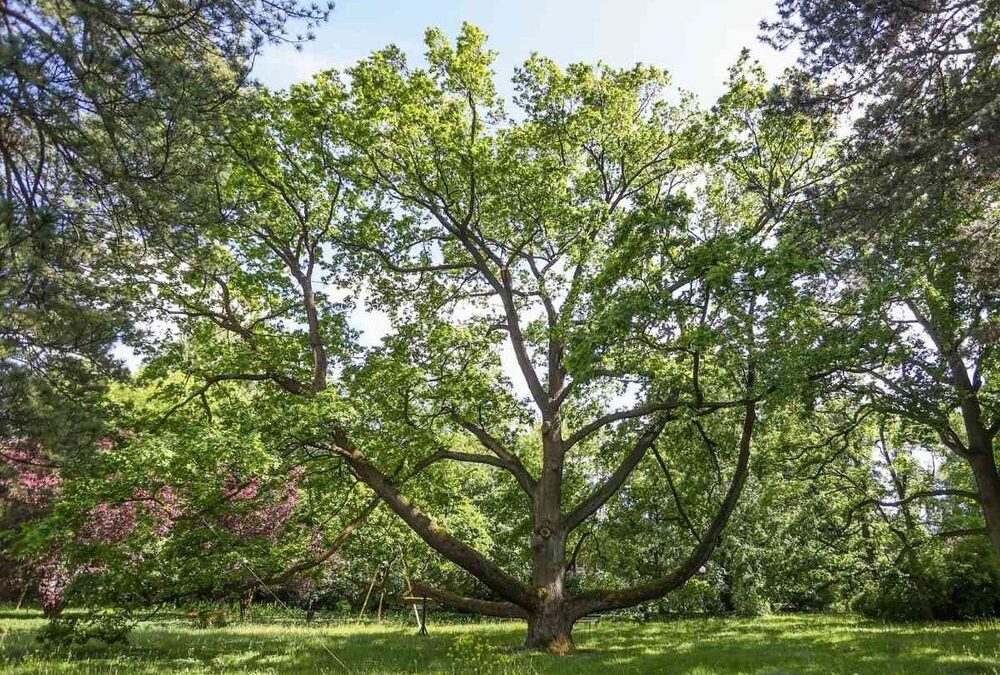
155;372;306;428
651;444;701;544
565;393;680;451
450;414;537;495
568;400;756;618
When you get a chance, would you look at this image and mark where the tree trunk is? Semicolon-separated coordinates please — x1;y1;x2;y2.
527;419;574;653
940;346;1000;561
527;529;573;652
525;607;575;654
376;570;388;623
15;582;29;610
334;360;755;651
969;450;1000;561
239;588;255;623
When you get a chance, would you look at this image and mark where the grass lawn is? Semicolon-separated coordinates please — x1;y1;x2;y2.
1;609;999;674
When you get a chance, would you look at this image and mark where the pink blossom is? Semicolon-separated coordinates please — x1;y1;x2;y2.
37;557;108;613
80;483;187;542
0;440;61;506
224;475;262;501
148;485;183;536
132;485;183;531
80;501;138;544
38;558;71;613
220;474;302;542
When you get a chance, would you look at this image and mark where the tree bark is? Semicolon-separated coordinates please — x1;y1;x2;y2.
410;582;528;618
333;395;756;651
969;450;1000;561
525;607;575;654
15;582;29;610
239;588;255;622
946;348;1000;561
911;304;1000;563
526;411;574;652
333;434;536;609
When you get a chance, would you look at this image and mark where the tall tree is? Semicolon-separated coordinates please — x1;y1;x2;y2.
150;26;837;650
0;0;333;449
766;0;1000;559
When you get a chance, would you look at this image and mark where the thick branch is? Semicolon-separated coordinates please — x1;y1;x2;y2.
288;269;328;393
450;414;537;494
255;496;380;587
563;414;671;532
410;582;529;619
849;489;981;518
252;445;468;590
498;265;549;412
332;430;536;610
564;394;680;450
568;401;756;619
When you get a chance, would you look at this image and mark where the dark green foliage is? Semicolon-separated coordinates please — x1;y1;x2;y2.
0;201;128;452
854;539;1000;621
0;0;336;450
0;0;335;614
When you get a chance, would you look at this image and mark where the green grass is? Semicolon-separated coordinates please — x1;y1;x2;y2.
1;609;999;674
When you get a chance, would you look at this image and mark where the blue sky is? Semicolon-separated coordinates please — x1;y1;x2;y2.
253;0;797;104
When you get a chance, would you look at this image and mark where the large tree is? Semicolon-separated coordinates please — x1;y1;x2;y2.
0;0;333;450
766;0;1000;559
149;26;837;651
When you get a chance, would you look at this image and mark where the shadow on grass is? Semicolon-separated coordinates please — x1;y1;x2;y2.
556;615;1000;675
1;611;998;674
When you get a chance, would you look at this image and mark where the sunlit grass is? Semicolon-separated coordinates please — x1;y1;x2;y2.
1;609;999;673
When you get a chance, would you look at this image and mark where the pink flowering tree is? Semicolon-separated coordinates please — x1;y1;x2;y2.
8;373;385;629
1;439;64;612
4;363;468;634
0;439;62;506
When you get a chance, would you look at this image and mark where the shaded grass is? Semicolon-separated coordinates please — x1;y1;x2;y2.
1;610;999;674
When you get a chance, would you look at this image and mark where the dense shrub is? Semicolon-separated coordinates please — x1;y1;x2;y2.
853;540;1000;620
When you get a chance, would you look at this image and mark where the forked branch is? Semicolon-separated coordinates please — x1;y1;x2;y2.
568;400;756;619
